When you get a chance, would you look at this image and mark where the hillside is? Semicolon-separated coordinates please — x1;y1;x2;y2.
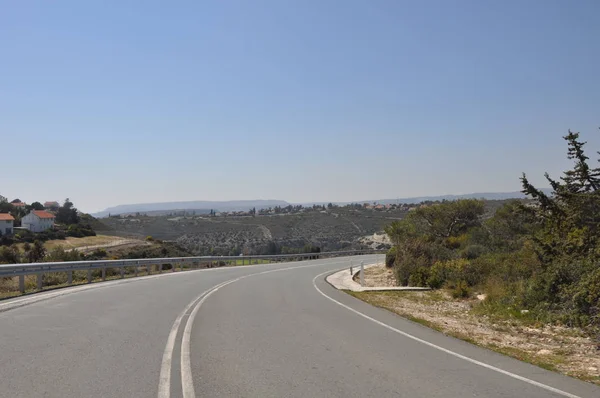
100;207;402;254
99;200;517;256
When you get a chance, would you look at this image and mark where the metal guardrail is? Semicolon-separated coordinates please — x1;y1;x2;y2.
0;249;384;293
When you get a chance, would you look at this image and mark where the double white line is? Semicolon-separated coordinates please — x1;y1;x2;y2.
157;278;237;398
157;259;355;398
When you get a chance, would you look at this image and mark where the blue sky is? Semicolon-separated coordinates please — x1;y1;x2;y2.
1;0;599;212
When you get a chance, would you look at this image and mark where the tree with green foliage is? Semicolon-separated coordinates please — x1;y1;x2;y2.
28;202;45;211
482;200;539;251
0;200;13;213
0;245;20;263
27;240;46;263
521;130;600;260
414;199;485;239
56;198;80;225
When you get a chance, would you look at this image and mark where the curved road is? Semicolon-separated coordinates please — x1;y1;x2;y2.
0;255;598;398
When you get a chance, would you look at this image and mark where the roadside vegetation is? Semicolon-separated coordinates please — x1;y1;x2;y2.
383;130;600;341
354;130;600;383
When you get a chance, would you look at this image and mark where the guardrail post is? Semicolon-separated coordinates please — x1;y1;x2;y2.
68;270;73;285
19;275;25;293
172;264;175;273
120;267;125;279
37;273;43;291
146;265;151;275
159;264;162;274
134;265;138;277
102;268;106;281
87;269;92;283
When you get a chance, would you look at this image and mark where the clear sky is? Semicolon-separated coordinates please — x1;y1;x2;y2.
2;0;599;213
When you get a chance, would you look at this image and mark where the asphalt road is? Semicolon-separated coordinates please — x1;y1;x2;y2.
0;255;598;398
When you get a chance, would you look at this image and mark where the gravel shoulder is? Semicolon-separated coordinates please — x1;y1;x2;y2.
347;264;600;385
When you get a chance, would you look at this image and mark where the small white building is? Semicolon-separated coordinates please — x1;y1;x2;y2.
0;213;14;236
22;210;55;232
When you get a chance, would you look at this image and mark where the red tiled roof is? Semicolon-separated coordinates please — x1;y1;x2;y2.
44;201;59;206
32;210;55;219
0;213;15;221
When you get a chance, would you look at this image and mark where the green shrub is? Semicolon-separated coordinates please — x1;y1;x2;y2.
65;224;96;238
461;244;487;260
87;248;107;259
572;267;600;318
425;258;472;289
427;261;446;289
385;247;396;268
408;266;430;287
43;272;68;286
450;280;471;299
0;245;20;264
394;253;430;286
444;234;468;250
46;246;81;262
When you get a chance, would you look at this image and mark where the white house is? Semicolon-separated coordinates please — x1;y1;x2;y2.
0;213;14;236
22;210;55;232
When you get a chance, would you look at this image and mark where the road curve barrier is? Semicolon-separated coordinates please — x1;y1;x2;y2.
0;250;385;294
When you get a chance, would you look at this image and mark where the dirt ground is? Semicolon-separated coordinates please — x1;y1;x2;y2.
353;263;396;287
350;264;600;385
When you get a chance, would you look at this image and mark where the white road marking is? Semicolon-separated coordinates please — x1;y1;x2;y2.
157;279;234;398
312;269;583;398
177;259;362;398
180;277;243;398
0;262;273;314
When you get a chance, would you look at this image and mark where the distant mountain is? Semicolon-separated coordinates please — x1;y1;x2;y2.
93;200;290;218
299;190;552;207
94;190;551;218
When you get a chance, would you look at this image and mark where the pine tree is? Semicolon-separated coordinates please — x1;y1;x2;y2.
521;129;600;259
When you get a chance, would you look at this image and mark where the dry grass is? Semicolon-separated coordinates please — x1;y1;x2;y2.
44;235;126;250
353;264;396;287
346;262;600;384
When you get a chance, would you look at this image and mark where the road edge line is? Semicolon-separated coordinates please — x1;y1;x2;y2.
312;269;582;398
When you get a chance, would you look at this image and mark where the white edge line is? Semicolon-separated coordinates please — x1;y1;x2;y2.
312;269;583;398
